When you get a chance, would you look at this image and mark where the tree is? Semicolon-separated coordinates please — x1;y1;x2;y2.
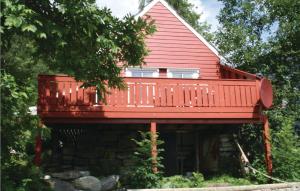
216;0;300;181
2;0;155;93
1;0;155;190
139;0;213;41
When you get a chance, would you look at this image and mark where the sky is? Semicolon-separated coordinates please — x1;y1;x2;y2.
96;0;223;31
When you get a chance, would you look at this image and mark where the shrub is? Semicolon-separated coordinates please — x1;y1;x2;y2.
271;115;300;181
124;131;164;188
1;73;51;191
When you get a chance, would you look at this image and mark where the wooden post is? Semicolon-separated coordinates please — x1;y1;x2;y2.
150;121;158;173
263;116;272;175
34;120;43;166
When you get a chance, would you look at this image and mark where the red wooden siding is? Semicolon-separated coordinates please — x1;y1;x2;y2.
143;2;220;79
38;75;263;124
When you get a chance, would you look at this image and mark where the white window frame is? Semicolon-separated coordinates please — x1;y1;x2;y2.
125;67;159;78
167;68;200;79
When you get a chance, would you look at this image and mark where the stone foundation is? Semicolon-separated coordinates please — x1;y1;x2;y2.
45;124;143;176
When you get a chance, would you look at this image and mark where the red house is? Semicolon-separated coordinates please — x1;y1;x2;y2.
37;0;273;176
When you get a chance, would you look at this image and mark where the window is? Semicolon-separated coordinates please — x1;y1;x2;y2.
167;69;199;79
125;67;159;77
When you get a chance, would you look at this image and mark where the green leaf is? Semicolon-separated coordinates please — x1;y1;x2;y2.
37;32;47;39
21;24;37;33
5;15;22;27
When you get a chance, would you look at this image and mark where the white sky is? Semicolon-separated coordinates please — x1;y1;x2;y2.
95;0;223;31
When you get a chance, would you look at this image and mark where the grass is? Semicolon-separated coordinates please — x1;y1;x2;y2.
158;173;253;188
203;174;252;187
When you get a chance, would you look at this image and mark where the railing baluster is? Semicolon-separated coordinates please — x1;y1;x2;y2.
160;85;167;107
230;86;236;107
196;86;203;107
166;85;173;107
141;84;148;106
208;84;214;107
184;86;189;106
129;83;135;106
155;82;161;107
245;86;252;106
235;85;241;106
190;85;196;107
224;86;230;107
250;86;257;106
213;84;220;106
202;86;209;107
77;83;84;105
70;82;77;105
219;84;225;107
173;85;179;107
240;86;247;106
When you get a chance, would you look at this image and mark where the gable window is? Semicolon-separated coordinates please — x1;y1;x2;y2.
167;69;199;79
125;67;159;78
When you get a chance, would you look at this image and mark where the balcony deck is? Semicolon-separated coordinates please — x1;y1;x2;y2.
38;75;264;124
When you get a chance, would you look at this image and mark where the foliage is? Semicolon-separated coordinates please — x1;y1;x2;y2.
1;0;155;190
216;0;300;181
139;0;213;41
2;0;155;95
271;115;300;180
159;173;250;188
159;173;204;188
125;131;164;188
1;73;50;191
203;174;252;186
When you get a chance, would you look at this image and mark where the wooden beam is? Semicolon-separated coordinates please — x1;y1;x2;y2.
150;121;158;173
263;116;272;176
43;118;261;125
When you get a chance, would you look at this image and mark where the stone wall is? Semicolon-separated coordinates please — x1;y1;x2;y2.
45;124;240;177
46;124;144;176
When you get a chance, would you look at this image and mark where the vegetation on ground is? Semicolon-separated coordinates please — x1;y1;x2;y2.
159;173;205;188
159;174;251;188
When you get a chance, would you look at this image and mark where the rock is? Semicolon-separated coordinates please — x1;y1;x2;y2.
48;178;77;191
100;175;120;191
73;176;102;191
79;170;90;177
51;170;90;180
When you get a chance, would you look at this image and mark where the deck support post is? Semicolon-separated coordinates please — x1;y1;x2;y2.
150;121;158;173
34;120;43;166
262;116;272;176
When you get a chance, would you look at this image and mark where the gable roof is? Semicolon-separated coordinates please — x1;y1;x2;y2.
135;0;220;58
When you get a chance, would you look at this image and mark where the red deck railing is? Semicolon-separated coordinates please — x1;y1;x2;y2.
38;75;263;121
